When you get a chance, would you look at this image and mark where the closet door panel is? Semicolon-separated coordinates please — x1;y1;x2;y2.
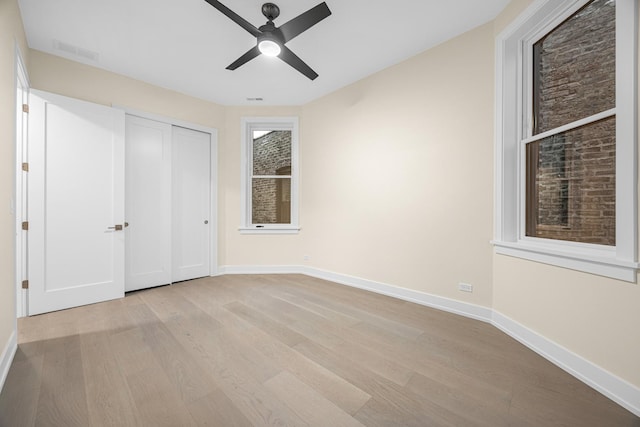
172;126;211;282
125;115;172;291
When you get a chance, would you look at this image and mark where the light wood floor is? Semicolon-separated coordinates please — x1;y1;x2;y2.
0;274;637;426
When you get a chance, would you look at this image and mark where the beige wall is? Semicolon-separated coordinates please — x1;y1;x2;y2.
300;22;496;307
493;256;640;386
220;106;303;268
0;0;28;361
29;51;226;129
493;0;534;34
491;0;640;388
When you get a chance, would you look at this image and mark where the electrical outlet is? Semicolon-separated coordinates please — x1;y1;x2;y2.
458;282;473;293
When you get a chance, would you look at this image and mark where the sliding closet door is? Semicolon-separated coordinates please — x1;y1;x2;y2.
172;126;211;282
125;116;172;292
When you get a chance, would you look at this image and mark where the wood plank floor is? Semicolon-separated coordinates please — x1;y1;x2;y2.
0;274;637;426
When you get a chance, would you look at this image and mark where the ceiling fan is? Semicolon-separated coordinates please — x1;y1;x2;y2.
204;1;332;80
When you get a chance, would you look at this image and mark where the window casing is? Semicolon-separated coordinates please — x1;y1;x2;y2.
240;117;299;234
494;0;638;281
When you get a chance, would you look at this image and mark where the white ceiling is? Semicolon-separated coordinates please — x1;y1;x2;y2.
18;0;509;106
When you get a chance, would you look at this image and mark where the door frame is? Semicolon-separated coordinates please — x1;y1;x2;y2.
15;45;29;318
118;106;219;279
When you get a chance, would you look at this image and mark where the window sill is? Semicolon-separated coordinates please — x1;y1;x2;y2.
239;226;300;235
491;240;639;283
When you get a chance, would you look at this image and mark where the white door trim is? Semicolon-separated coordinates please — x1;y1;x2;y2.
14;44;29;318
117;106;218;277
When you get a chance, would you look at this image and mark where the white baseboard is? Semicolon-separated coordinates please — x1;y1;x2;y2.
302;266;493;322
219;264;640;417
218;265;304;275
0;329;17;394
492;311;640;417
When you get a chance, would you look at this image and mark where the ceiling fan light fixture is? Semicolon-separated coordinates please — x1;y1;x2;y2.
258;38;281;57
205;1;332;79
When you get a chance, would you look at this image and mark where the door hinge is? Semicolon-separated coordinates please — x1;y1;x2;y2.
21;280;29;289
22;221;28;231
22;162;29;172
22;104;29;114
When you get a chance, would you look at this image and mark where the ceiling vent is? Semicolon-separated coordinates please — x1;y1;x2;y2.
53;39;99;62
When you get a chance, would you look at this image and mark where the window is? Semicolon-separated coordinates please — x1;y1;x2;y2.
494;0;638;281
240;117;299;234
526;0;616;246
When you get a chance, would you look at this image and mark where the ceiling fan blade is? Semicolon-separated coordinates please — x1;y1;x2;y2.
203;0;261;37
226;46;261;70
278;2;332;43
278;46;318;80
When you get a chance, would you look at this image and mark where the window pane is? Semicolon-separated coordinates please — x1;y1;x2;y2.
252;178;291;224
253;130;291;175
526;117;615;245
533;0;615;134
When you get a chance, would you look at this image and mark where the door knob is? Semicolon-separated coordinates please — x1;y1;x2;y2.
204;220;209;224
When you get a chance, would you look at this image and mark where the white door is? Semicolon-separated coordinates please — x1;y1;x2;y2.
172;126;211;282
28;90;125;315
125;116;172;292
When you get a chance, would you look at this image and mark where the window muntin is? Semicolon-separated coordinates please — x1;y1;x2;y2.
525;0;616;246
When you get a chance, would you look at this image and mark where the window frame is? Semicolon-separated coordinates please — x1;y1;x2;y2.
493;0;639;282
239;116;300;234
